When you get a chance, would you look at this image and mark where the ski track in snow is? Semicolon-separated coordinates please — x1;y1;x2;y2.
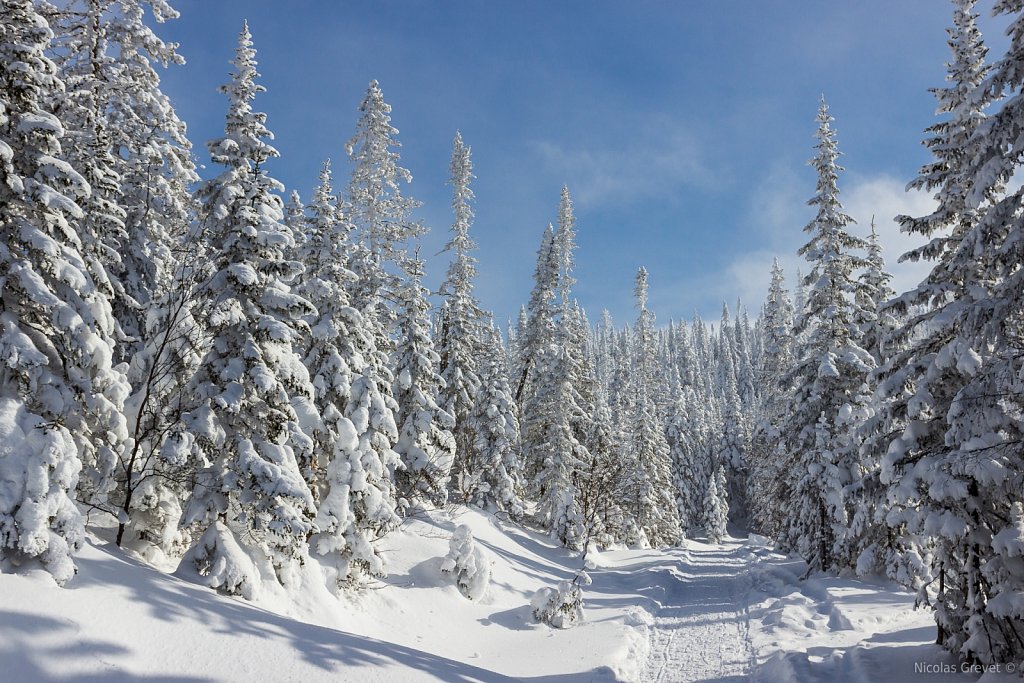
638;541;755;683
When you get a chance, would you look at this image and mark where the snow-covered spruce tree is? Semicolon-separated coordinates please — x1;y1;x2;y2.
531;570;591;629
515;223;558;410
291;160;402;587
703;458;729;543
104;0;196;346
748;259;794;538
45;0;197;365
527;338;588;549
0;0;130;585
873;0;996;650
554;186;576;310
606;324;634;427
843;217;900;579
517;223;559;480
42;0;137;507
624;268;681;547
344;79;423;314
292;161;349;493
717;303;747;526
438;132;484;500
40;0;202;553
520;192;593;549
392;253;456;506
178;24;317;596
465;322;525;516
441;524;490;601
732;302;757;410
667;386;706;537
566;301;631;547
777;99;874;573
856;219;897;366
760;259;795;388
875;0;1024;663
45;2;128;332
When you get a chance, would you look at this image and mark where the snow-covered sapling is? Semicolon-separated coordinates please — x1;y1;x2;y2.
441;524;490;600
531;570;592;629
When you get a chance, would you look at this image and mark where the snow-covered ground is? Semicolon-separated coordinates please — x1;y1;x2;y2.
1;508;1016;682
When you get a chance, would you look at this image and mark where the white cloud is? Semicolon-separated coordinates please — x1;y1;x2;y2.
531;115;716;207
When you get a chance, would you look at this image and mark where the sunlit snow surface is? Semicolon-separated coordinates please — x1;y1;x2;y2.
1;509;1013;682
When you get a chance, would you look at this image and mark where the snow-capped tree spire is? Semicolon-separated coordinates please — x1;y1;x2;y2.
555;186;577;310
344;78;423;311
626;267;682;547
438;131;485;502
775;98;873;572
856;217;896;365
178;23;319;598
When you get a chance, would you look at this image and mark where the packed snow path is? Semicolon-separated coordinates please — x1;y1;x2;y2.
636;540;755;682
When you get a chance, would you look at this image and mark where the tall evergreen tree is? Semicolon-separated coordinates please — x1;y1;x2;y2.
344;79;423;312
777;99;873;572
878;0;1024;663
438;132;484;500
625;267;682;547
856;219;897;365
290;160;402;586
466;322;525;516
0;0;130;585
520;190;593;549
876;0;995;648
393;253;456;506
45;0;197;365
179;24;317;596
748;259;794;538
43;0;138;506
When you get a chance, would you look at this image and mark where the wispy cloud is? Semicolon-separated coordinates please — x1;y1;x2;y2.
531;115;718;207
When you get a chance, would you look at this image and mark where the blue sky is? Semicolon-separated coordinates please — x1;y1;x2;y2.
155;1;1010;328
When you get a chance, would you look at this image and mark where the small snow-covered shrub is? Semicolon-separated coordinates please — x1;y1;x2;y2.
531;571;591;628
178;522;260;600
441;524;490;600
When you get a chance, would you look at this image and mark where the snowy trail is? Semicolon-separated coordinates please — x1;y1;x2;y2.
636;540;755;683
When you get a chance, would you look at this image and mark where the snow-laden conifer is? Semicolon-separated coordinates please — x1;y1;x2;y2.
438;132;484;498
776;99;874;572
625;268;681;547
465;323;525;516
42;0;136;507
392;253;456;506
877;0;1024;662
179;24;317;594
514;224;558;409
441;524;490;601
748;260;794;538
344;79;423;312
873;0;998;649
289;160;402;586
0;0;131;584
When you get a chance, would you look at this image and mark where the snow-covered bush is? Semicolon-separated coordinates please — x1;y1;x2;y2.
531;571;591;629
178;522;261;601
441;524;490;600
